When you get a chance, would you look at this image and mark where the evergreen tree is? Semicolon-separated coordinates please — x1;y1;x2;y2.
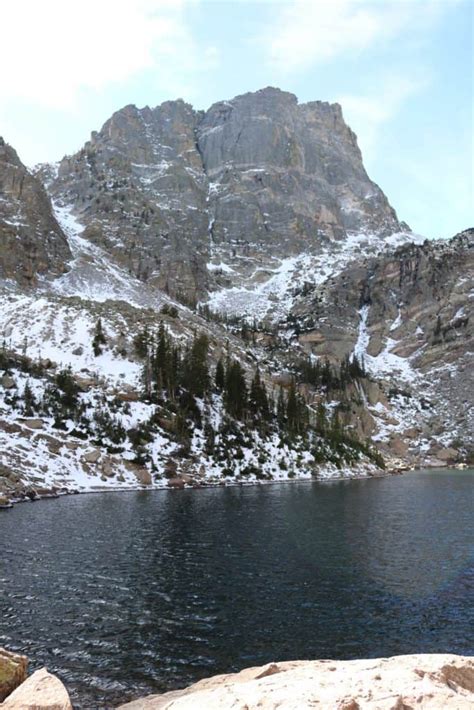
249;365;269;418
133;325;151;358
330;410;343;442
316;401;327;433
286;380;299;434
224;360;247;418
55;367;80;410
182;333;210;398
277;386;286;426
22;380;36;416
286;381;307;437
215;358;225;391
92;318;107;356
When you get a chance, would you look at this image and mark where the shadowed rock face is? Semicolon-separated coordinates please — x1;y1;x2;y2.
290;229;473;457
50;100;209;302
0;138;70;284
48;87;405;301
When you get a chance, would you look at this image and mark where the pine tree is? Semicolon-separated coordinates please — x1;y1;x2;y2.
55;367;80;409
215;358;225;391
22;380;36;417
153;321;169;393
277;386;286;426
224;360;247;418
286;380;299;435
182;333;210;398
133;325;151;358
92;318;107;356
249;365;269;418
316;401;327;433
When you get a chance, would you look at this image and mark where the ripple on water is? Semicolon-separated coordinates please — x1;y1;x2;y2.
0;470;473;708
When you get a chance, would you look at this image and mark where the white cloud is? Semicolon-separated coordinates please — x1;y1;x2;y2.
0;0;217;110
265;0;448;73
337;74;429;163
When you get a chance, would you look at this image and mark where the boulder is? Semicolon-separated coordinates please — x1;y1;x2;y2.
123;462;152;485
116;390;140;403
82;448;101;464
134;468;152;486
0;648;27;702
21;419;44;430
1;667;72;709
0;376;15;390
437;447;459;463
388;436;409;457
117;654;474;709
167;477;186;489
101;460;114;477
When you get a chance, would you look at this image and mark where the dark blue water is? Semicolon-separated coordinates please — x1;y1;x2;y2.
1;469;473;708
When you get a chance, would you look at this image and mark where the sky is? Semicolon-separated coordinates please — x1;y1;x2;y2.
0;0;472;239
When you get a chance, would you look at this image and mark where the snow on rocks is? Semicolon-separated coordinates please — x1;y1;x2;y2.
0;293;141;387
204;230;421;323
50;201;169;309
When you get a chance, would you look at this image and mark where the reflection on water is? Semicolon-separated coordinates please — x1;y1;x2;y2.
0;469;473;708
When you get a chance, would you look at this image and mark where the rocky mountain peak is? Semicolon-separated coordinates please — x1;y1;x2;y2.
46;88;408;302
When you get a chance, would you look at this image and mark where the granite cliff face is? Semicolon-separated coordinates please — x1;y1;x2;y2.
288;230;473;460
0;138;70;284
49;100;209;301
200;88;403;254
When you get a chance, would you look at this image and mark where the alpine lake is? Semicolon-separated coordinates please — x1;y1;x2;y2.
1;468;473;708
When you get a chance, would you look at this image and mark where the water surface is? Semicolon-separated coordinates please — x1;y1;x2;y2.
1;469;473;708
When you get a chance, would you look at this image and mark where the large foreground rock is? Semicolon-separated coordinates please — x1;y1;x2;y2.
0;668;72;710
0;649;27;702
117;654;474;709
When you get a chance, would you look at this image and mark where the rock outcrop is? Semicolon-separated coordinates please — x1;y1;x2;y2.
0;649;27;702
0;139;70;284
117;654;474;709
0;668;72;710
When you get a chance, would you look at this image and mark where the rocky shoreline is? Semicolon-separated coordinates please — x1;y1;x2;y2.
0;464;409;510
3;460;470;511
1;648;472;709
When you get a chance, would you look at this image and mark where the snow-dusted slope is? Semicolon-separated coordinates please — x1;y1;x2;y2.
49;202;169;309
204;230;422;323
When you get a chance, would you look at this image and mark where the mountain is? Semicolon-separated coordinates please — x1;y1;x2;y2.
46;87;406;302
0;88;472;505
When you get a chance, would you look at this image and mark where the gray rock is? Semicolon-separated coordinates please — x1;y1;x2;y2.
46;88;405;303
0;138;71;284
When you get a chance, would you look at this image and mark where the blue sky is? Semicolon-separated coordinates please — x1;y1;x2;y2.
1;0;472;238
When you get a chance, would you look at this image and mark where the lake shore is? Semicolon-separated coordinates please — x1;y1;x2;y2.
0;462;407;509
2;650;473;709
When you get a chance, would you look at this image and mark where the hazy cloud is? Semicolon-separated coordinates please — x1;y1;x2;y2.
0;0;218;110
264;0;448;73
338;74;429;163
